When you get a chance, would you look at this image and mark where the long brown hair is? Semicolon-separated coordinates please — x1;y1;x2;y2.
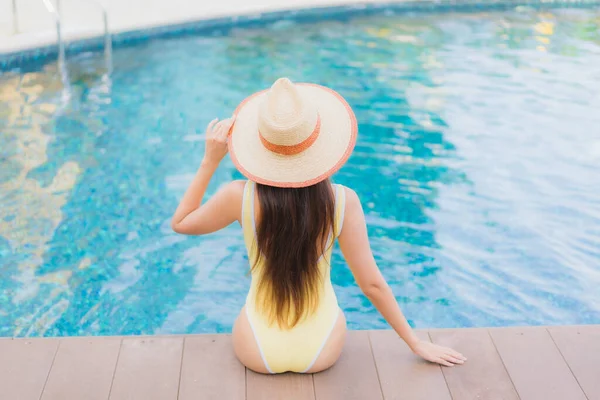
253;179;336;329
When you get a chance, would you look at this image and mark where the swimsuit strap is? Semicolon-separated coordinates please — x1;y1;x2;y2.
334;184;346;238
241;180;257;252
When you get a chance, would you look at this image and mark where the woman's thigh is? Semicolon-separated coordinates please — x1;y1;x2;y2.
232;307;270;374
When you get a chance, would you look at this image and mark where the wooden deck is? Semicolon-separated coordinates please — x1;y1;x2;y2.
0;325;598;400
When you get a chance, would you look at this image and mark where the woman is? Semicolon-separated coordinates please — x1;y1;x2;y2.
171;78;466;374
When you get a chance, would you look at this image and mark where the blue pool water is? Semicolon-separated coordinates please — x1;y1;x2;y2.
1;7;600;337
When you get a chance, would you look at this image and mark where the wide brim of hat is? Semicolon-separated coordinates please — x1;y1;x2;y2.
228;83;357;188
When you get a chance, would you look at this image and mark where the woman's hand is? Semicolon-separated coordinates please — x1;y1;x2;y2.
410;340;467;367
203;116;236;166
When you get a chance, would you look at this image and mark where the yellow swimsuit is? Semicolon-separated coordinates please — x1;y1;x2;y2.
241;180;346;373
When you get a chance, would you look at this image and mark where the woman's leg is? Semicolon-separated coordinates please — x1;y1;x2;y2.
305;309;347;374
232;306;271;374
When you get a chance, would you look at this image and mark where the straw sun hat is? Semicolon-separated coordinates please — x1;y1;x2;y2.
228;78;357;188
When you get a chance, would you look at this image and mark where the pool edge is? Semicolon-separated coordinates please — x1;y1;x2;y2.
1;0;600;70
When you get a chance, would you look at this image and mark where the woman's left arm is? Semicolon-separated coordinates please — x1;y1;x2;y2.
171;116;242;235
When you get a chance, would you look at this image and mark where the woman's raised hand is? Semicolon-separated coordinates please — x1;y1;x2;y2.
203;116;236;166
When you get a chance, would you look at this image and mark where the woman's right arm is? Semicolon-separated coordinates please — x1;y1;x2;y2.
338;188;466;367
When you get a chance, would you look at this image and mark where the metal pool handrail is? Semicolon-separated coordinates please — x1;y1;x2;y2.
12;0;18;33
86;0;113;73
41;0;68;86
56;0;113;73
11;0;112;74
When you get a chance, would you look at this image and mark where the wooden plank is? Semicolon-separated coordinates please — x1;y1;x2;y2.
313;330;382;400
179;334;245;400
490;327;587;400
430;328;519;400
548;325;600;400
109;337;184;400
0;338;59;400
370;330;451;400
247;370;315;400
41;337;121;400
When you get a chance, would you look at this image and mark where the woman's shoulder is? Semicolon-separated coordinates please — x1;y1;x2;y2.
334;185;361;214
334;184;358;201
333;185;363;237
229;179;247;191
219;180;247;201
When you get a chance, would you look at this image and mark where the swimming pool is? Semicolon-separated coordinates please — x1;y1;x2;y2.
1;6;599;337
